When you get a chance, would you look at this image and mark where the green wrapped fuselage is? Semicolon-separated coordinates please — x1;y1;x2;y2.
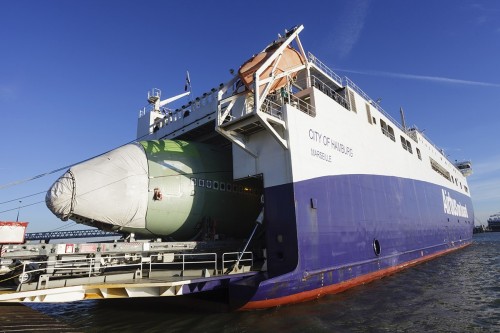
128;140;261;240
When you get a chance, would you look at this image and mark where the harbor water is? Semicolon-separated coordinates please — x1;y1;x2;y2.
29;232;499;332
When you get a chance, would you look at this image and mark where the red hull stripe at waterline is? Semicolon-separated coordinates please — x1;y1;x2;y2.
240;242;471;310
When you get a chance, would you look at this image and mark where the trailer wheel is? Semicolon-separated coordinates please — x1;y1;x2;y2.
13;264;39;286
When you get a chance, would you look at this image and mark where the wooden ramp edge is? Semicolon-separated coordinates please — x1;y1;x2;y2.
0;303;82;332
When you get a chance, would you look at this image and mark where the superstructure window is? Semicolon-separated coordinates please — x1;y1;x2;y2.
430;158;451;181
387;126;395;141
365;104;373;124
400;136;413;154
416;148;422;160
381;120;388;135
381;120;395;141
348;90;357;113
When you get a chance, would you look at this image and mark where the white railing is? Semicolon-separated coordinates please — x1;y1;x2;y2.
307;52;416;137
222;252;254;272
308;53;406;133
14;255;143;285
310;75;349;110
260;97;283;118
344;77;406;133
307;52;343;84
149;253;217;273
289;94;316;116
12;251;255;286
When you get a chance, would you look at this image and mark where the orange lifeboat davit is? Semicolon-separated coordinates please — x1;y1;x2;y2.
238;44;305;94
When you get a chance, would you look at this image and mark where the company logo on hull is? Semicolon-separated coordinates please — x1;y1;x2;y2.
442;189;468;218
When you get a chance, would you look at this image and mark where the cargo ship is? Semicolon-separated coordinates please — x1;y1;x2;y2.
0;25;474;309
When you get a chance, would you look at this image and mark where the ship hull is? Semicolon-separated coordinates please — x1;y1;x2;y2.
231;173;473;309
239;242;470;309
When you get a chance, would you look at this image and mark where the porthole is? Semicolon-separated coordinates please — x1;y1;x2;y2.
206;180;212;189
213;181;219;190
220;183;225;191
373;239;381;256
198;179;205;187
227;184;232;192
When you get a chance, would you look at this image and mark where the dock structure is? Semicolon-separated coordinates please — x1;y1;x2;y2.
0;236;257;304
0;303;82;332
0;272;256;303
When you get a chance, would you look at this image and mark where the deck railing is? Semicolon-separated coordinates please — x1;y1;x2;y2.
344;77;407;133
12;251;256;287
306;54;464;172
310;75;349;109
307;52;343;85
222;252;254;272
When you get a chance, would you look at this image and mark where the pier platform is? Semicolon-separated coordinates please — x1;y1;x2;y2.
0;270;257;303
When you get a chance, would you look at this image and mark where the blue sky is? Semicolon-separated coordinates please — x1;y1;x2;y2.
1;0;499;232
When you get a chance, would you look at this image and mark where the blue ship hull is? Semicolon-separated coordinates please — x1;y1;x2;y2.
232;174;473;309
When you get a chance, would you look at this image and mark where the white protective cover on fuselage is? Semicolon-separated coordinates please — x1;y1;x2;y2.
51;143;149;228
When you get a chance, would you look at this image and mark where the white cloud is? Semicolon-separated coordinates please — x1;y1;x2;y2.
466;3;500;33
330;0;371;59
335;69;500;88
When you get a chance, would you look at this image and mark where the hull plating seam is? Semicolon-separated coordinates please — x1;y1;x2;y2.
302;240;460;279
